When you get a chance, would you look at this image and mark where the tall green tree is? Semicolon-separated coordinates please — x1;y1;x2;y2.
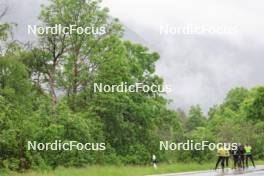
27;0;122;108
243;86;264;121
186;105;206;131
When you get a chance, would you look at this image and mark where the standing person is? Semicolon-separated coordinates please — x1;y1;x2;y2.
152;154;157;168
231;147;239;169
245;144;255;168
224;147;230;169
237;144;245;169
215;146;226;171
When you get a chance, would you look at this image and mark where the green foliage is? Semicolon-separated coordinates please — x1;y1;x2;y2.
223;87;249;112
0;23;11;42
0;0;183;171
183;87;264;163
243;87;264;121
186;105;206;131
207;87;264;160
0;0;263;172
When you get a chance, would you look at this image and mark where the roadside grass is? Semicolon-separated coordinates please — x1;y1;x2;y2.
6;161;264;176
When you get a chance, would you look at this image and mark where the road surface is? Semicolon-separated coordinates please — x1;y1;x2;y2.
148;165;264;176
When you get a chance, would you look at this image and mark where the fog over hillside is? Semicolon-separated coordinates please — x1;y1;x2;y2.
2;0;264;113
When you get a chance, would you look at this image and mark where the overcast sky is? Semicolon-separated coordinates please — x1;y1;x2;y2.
2;0;264;113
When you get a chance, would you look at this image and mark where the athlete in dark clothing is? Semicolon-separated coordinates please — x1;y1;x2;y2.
231;148;239;169
224;149;230;168
237;144;245;169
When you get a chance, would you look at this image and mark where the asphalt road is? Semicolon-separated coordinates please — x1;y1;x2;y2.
149;165;264;176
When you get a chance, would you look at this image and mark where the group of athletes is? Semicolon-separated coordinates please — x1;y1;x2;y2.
215;144;255;170
151;143;256;170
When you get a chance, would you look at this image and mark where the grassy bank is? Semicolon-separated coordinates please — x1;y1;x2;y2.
5;161;264;176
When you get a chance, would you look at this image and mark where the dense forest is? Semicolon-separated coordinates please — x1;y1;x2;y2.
0;0;263;172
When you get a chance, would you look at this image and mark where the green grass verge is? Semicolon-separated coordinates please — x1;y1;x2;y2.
6;161;264;176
